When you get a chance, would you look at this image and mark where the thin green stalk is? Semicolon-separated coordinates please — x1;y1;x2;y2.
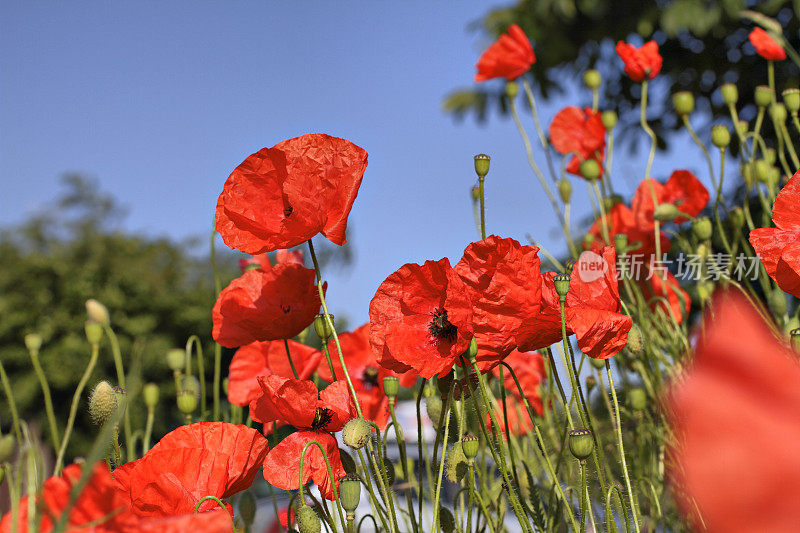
579;462;587;533
283;339;300;379
478;177;486;239
27;348;60;450
186;336;207;417
102;325;133;462
389;401;419;533
0;360;22;444
142;406;154;453
522;78;559;181
298;440;347;529
432;389;453;533
210;227;222;421
640;80;657;180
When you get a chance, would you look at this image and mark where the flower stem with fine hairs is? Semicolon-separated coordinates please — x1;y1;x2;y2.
298;440;347;530
27;346;60;450
389;400;419;533
606;360;640;532
103;324;133;462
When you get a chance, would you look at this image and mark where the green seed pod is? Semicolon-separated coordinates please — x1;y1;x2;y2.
313;314;335;342
579;159;601;181
625;324;644;356
558;178;572;204
166;348;186;371
382;375;399;400
692;217;713;241
771;102;788;123
768;290;788;316
474;154;490;179
342;418;371;449
445;442;468;483
628;388;647;411
296;504;321;533
89;381;118;426
653;203;679;223
461;434;479;462
755;85;774;107
782;88;800;113
568;428;595;461
768;168;781;188
0;434;16;463
181;376;200;396
590;357;606;370
601;110;618;130
84;322;103;345
238;491;256;526
339;448;357;474
177;390;197;415
672;91;695;116
790;328;800;352
735;119;749;138
711;125;731;148
720;83;738;105
85;299;110;326
426;395;443;426
338;473;361;515
143;383;160;408
24;333;42;354
505;81;519;99
614;233;628;255
583;69;601;90
438;506;456;533
553;273;570;298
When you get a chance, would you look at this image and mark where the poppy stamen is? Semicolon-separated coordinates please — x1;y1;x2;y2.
280;304;291;314
362;366;379;389
428;307;457;343
312;407;334;431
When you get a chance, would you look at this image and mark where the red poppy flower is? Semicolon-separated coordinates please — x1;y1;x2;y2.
251;376;355;499
454;236;542;370
474;24;535;82
587;202;671;259
113;423;268;517
212;263;323;348
750;170;800;298
491;349;545;415
549;106;606;178
665;292;800;531
631;170;709;230
749;27;786;61
131;510;233;533
638;266;690;324
215;133;367;254
369;258;474;379
615;40;662;82
516;247;632;360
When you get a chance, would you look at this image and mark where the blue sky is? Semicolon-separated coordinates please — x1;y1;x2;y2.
0;1;708;325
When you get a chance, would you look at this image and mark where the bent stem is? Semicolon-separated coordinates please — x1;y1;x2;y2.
298;439;347;530
186;336;207;416
28;348;60;450
103;325;133;461
0;360;23;444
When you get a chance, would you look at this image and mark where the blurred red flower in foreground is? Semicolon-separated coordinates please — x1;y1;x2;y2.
227;339;322;407
251;376;355;499
615;40;662;82
666;292;800;531
631;170;709;230
750;170;800;298
369;258;474;379
215;133;367;254
748;27;786;61
212;263;323;348
492;349;545;415
548;106;606;178
638;267;690;324
474;24;535;82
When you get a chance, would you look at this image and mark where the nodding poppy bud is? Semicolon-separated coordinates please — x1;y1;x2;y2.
585;375;597;392
614;233;628;254
590;357;606;370
729;207;745;230
24;334;42;354
558;178;572;204
426;395;443;425
296;504;321;533
313;314;335;342
783;88;800;112
628;388;647;411
474;154;491;179
84;322;103;345
583;69;601;89
177;390;197;414
143;383;159;408
339;474;361;515
601;110;618;130
583;234;595;248
181;376;200;396
790;328;800;352
735;119;749;138
85;299;110;326
720;83;738;105
626;324;644;356
339;448;357;474
382;375;399;400
467;336;478;359
755;85;774;107
505;81;519;99
653;203;679;223
672;91;695;116
238;491;256;526
437;371;454;397
568;428;595;461
445;442;468;483
0;434;16;463
553;273;571;298
579;159;601;181
342;418;371;449
89;381;118;427
768;290;788;316
470;185;480;201
166;348;185;372
461;434;479;462
770;102;788;123
711;125;731;148
692;217;713;241
438;506;456;533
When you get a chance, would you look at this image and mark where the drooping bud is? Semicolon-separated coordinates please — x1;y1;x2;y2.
558;178;572;204
238;491;256;526
89;381;118;426
471;185;480;201
339;448;357;474
445;442;468;483
461;434;479;462
692;217;713;241
505;81;519;99
0;434;16;462
585;375;597;392
296;504;321;533
782;88;800;113
583;69;601;90
166;348;186;372
467;336;478;359
628;388;647;411
568;428;595;461
84;322;103;345
438;506;456;533
601;110;618;130
653;203;679;223
755;85;774;107
474;154;490;179
625;324;644;356
339;474;361;515
143;383;160;408
85;299;110;326
614;233;628;254
342;418;371;449
768;290;788;316
711;125;731;148
313;314;335;342
553;273;570;298
672;91;695;116
720;83;738;105
177;390;197;415
382;376;399;400
24;334;42;354
426;395;443;425
579;159;601;181
770;102;788;123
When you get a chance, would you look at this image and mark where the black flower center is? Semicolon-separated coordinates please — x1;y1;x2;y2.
312;407;334;431
284;203;293;217
280;304;291;314
362;366;379;389
428;307;457;343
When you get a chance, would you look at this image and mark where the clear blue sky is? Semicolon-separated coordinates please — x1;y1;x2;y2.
0;1;707;325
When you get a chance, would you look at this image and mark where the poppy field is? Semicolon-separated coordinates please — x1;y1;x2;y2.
3;7;800;533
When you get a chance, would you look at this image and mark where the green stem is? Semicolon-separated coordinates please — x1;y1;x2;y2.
579;462;587;533
186;336;207;417
431;389;452;533
0;360;23;444
28;348;60;450
103;325;133;462
210;227;222;421
298;440;347;529
640;80;657;180
283;339;300;379
478;177;486;239
389;401;419;533
143;406;154;453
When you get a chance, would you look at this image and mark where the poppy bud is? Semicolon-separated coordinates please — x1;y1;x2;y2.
790;328;800;352
84;322;103;345
470;185;480;201
438;506;456;533
770;102;788;123
24;333;42;354
583;234;595;248
782;88;800;113
720;83;738;105
579;159;601;180
653;203;678;223
342;418;371;449
626;324;644;356
628;388;647;411
672;91;695;116
755;85;774;107
735;119;749;138
590;357;605;370
768;290;788;316
313;314;335;342
553;273;570;298
89;381;118;426
558;178;572;204
85;299;110;326
505;81;519;99
461;434;479;462
177;390;197;415
583;69;601;89
729;207;745;230
339;473;361;515
568;428;594;461
426;395;443;425
339;448;357;474
238;491;256;526
614;233;628;254
181;376;200;397
382;375;399;400
601;110;618;130
445;442;468;483
296;504;321;533
692;217;713;241
166;348;186;372
467;336;478;359
143;383;159;408
113;386;127;415
585;375;597;392
0;434;16;462
711;125;731;148
474;154;491;179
